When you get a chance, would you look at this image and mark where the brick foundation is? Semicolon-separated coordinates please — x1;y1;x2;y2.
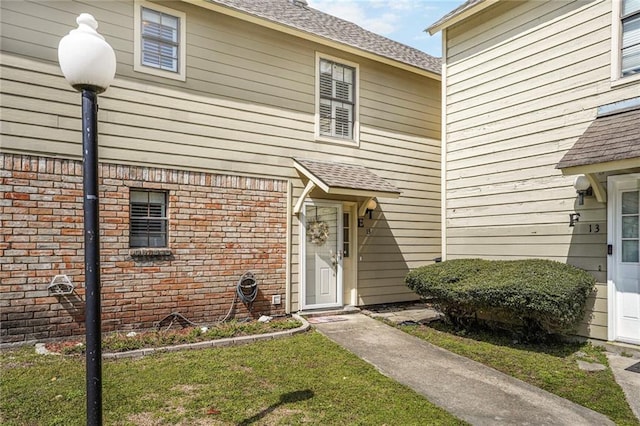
0;153;288;343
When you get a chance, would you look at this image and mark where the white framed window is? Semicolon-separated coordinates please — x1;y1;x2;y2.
612;0;640;84
315;53;359;144
130;189;168;248
134;0;186;81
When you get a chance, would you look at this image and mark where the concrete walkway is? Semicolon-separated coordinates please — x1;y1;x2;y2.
607;352;640;420
312;313;614;425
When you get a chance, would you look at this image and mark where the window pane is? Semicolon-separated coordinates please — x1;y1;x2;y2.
160;57;177;71
159;44;177;58
142;52;160;68
130;217;148;232
335;80;352;101
333;64;344;81
148;205;164;218
319;73;333;98
320;59;332;74
161;14;179;29
131;190;149;203
622;14;640;75
142;39;160;52
343;212;349;258
623;0;640;16
130;234;147;247
623;15;640;48
623;216;639;238
335;104;352;138
140;7;180;73
143;22;162;38
622;240;639;262
622;45;640;75
142;8;160;24
148;234;166;248
344;68;353;82
160;24;178;43
319;101;332;135
622;191;639;214
130;204;148;217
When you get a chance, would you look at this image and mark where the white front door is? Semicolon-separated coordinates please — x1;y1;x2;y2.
609;175;640;345
301;202;343;309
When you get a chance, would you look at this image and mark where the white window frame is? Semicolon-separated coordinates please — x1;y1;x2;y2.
611;0;640;86
315;52;360;145
134;0;186;81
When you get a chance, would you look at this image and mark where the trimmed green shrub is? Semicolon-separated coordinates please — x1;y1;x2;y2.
406;259;595;339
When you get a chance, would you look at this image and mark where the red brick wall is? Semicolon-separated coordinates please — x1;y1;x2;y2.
0;153;288;344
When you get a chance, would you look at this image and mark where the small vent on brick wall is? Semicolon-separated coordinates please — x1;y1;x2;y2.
48;275;75;296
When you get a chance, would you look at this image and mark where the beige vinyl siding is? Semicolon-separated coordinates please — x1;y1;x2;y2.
0;0;440;311
443;0;639;339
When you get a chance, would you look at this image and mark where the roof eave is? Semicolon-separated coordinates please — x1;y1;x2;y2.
184;0;441;80
558;158;640;175
293;159;401;199
427;0;500;35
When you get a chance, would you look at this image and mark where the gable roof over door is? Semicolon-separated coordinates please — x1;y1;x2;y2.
185;0;440;78
557;101;640;174
293;158;400;198
292;158;401;215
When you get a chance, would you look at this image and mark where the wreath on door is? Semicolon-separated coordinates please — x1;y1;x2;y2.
307;206;330;245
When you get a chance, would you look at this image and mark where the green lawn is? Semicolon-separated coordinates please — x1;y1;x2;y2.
397;321;639;426
4;320;638;426
1;331;464;426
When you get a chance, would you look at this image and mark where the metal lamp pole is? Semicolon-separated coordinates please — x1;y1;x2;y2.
58;14;116;426
82;87;102;424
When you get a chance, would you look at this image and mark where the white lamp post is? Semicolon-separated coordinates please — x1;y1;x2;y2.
58;13;116;426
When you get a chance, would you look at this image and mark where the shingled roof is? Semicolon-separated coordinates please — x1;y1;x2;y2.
426;0;484;34
294;158;400;196
557;107;640;170
207;0;440;75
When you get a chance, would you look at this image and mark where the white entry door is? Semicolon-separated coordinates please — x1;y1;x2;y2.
301;202;343;309
609;175;640;345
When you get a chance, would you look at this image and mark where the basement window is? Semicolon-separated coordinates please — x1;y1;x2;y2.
130;189;168;248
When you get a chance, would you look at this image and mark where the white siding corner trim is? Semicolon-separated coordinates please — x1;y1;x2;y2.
441;29;448;261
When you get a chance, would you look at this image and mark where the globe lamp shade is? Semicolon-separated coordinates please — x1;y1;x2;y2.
58;13;116;93
573;175;591;192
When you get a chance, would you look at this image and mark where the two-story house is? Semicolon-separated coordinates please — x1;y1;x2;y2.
0;0;442;342
429;0;639;345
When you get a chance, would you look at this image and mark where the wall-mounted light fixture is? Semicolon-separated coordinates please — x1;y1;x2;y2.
365;199;377;219
573;175;593;205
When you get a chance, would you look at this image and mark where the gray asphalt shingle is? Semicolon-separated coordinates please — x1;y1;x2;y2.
208;0;441;74
295;158;400;195
557;107;640;169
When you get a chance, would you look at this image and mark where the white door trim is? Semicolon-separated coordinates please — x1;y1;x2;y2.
607;173;640;343
342;202;358;306
299;200;344;310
